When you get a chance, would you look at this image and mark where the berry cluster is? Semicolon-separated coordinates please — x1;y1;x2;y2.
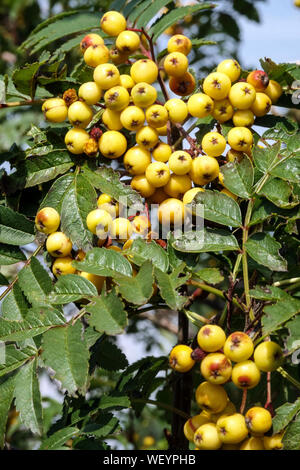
41;10;283;234
169;325;284;450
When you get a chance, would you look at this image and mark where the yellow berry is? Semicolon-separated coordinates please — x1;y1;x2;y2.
203;72;231;100
164;52;188;77
217;59;241;82
263;433;284;450
224;332;254;362
35;207;60;234
131;174;155;198
231;360;261;389
102;108;122;130
52;256;76;276
202;131;226;157
42;98;68;123
187;93;214;118
130;59;158;84
232;109;255;127
120;105;145;131
109;47;128;65
194;423;222;450
131;82;157;108
183;414;210;442
46;232;72;258
99;130;127;158
212;98;234;123
253;341;283;372
132;215;151;236
217;414;248;444
229;82;256;110
164;174;192;198
104;86;130;111
83;44;109;67
79;271;105;293
123;146;151;175
251;92;272;117
86;209;112;237
100;11;127;37
200;353;232;385
97;194;119;218
119;74;135;92
169;344;195;372
145;104;169;128
167;34;192;55
67;101;93;128
65;128;90;155
197;325;226;353
245;407;272;435
158;198;185;225
265;80;283;104
136;126;159;149
195;381;228;414
116;30;140;53
240;436;265;450
228;126;253;152
110;217;133;242
93;63;120;90
78;81;102;105
189;155;220;186
169;150;192;175
152;142;172;162
165;98;188;124
146;161;170;187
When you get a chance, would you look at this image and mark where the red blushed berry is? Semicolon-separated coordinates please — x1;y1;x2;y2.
90;127;103;141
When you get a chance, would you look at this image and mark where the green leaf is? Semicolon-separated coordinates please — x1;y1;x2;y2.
127;0;152;23
262;298;300;336
18;257;53;306
39;173;75;212
262;116;299;141
172;228;240;253
21;151;74;188
220;155;254;199
282;415;300;450
270;154;300;184
258;177;298;208
82;166;142;207
150;3;214;42
0;205;35;246
0;273;8;286
286;316;300;353
135;0;173;28
0;376;15;449
194;268;224;285
86;289;128;335
98;393;131;411
60;173;96;252
47;274;98;304
40;426;79;450
249;286;290;302
90;338;128;371
72;247;132;278
12;62;40;99
126;238;169;272
115;261;153;305
192;190;242;227
273;399;300;435
82;413;120;438
22;11;101;55
250;198;291;226
15;359;43;435
0;306;65;342
0;243;26;265
42;321;89;396
0;344;38;377
245;233;287;272
154;263;189;310
1;283;30;320
252;142;281;173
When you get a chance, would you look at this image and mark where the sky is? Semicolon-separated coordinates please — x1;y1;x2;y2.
238;0;300;66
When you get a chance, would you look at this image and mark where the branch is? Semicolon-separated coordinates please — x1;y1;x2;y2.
0;99;44;109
